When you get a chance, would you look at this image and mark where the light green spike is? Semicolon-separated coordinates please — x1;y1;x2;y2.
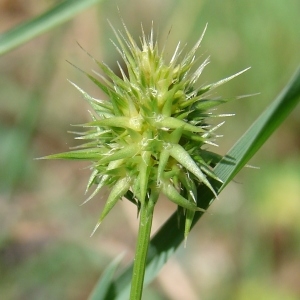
169;144;218;199
161;87;179;116
95;177;131;230
42;21;248;262
126;128;142;143
67;60;113;95
38;148;104;161
157;117;204;132
161;182;203;212
108;21;137;68
81;176;107;206
87;116;134;130
185;23;207;62
192;99;228;111
169;126;184;144
99;144;138;164
200;67;251;93
199;164;223;183
178;172;198;204
85;168;99;194
184;209;195;247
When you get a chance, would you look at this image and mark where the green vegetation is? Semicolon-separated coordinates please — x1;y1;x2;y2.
1;1;299;299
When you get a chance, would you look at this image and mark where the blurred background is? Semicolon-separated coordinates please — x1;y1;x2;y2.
0;0;299;299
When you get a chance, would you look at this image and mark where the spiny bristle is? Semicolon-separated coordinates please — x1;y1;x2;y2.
42;22;249;238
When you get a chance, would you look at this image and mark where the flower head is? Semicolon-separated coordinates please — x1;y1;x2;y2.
43;22;248;238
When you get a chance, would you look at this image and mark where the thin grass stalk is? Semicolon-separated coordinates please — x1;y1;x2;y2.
130;191;158;300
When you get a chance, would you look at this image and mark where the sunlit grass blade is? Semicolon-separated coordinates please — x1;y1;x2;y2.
0;0;103;56
100;67;300;299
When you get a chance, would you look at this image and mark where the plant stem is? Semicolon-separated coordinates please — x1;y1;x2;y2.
130;190;158;300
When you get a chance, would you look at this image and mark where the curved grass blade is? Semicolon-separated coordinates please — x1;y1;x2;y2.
101;67;300;299
0;0;103;56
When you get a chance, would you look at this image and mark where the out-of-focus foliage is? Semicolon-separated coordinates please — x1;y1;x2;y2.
0;0;299;299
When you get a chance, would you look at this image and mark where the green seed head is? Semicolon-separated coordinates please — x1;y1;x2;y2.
43;22;249;238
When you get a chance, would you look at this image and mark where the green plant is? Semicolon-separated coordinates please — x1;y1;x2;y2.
40;22;248;298
1;1;300;299
0;0;102;56
38;21;300;299
103;66;300;300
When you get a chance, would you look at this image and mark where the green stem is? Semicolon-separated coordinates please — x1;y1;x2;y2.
130;190;158;300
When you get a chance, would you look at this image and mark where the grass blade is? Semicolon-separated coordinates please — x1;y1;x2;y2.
0;0;103;56
102;67;300;299
88;254;124;300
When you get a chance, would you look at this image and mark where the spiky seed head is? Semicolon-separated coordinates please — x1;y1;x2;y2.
42;22;249;238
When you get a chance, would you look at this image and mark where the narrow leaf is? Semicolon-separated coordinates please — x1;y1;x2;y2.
0;0;103;56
